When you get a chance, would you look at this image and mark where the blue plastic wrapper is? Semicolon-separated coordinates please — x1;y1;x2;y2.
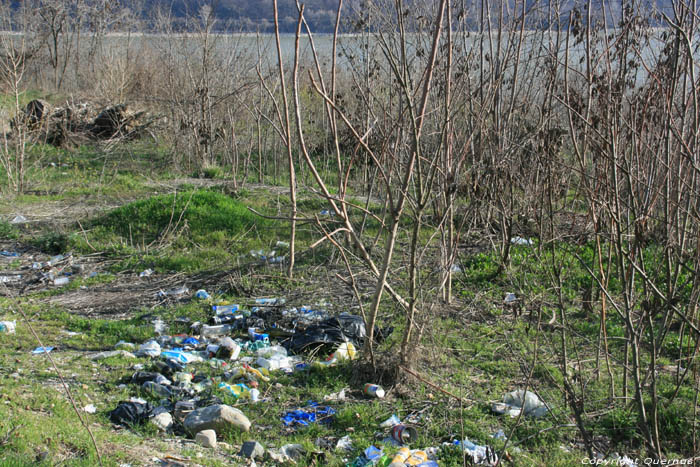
364;446;382;460
182;337;199;346
281;401;336;426
32;346;54;354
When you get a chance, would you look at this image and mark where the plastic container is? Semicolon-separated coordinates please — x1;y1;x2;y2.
248;327;269;342
250;388;260;402
53;276;70;286
256;354;291;371
256;345;288;358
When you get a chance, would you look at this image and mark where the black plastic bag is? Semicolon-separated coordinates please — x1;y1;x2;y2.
109;401;153;426
285;313;381;353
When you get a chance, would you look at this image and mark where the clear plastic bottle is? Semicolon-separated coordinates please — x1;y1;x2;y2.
200;324;235;338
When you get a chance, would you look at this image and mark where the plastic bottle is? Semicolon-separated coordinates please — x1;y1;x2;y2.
255;297;285;306
250;388;260;402
47;254;65;267
211;314;243;325
200;324;235;338
212;304;239;315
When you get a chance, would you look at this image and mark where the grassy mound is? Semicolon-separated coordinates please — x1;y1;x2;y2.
96;189;268;243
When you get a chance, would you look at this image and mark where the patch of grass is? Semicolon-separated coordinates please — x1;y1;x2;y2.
31;231;69;254
90;189;274;247
0;219;19;239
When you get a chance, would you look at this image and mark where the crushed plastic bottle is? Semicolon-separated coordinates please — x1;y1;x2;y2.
158;286;189;298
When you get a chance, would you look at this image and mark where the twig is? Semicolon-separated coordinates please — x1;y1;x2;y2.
247;206;329;224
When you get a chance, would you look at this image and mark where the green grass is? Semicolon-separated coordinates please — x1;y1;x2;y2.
1;139;698;465
89;189;271;245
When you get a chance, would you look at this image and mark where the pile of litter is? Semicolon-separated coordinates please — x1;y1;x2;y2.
77;292;507;465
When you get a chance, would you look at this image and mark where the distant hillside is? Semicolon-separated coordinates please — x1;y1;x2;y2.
147;0;350;33
142;0;675;33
